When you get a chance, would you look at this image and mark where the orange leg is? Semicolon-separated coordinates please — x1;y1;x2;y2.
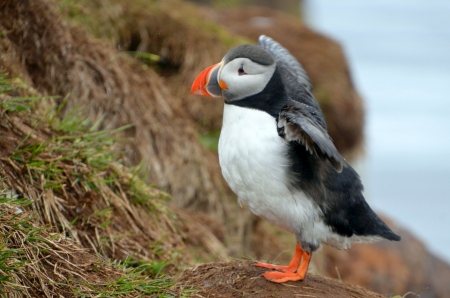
252;243;303;272
252;243;312;283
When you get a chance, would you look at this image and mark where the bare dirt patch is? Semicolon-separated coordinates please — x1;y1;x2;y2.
176;260;386;298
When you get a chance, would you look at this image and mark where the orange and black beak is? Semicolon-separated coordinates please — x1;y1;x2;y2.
190;62;225;97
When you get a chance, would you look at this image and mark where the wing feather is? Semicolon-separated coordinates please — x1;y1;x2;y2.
259;35;343;171
278;102;345;172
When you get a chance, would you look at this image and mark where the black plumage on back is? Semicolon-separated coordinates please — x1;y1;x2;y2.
286;141;400;241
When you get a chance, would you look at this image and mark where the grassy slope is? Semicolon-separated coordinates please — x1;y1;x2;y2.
55;0;250;137
0;71;188;297
0;196;180;297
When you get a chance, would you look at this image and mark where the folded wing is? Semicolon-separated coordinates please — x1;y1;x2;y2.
278;102;345;172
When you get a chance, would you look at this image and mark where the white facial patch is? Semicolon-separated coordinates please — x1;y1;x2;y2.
219;58;276;102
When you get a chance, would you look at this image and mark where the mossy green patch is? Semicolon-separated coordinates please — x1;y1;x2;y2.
199;129;221;152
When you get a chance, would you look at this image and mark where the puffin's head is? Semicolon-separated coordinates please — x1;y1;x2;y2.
190;44;276;102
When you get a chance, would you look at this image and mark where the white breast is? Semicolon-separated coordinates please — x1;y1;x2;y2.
218;104;323;237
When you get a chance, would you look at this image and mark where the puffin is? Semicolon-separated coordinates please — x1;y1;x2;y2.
190;35;400;283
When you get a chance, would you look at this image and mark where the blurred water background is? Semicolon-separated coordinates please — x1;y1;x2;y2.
304;0;450;263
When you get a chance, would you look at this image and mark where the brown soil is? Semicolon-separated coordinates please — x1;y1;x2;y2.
175;260;386;298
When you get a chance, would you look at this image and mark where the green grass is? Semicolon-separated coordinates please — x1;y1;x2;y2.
84;257;175;297
1;71;172;231
2;90;150;205
199;130;221;152
75;258;176;297
0;71;189;297
0;73;52;114
0;193;181;297
56;0;250;52
0;192;32;290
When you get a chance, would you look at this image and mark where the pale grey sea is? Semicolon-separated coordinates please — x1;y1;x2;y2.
304;0;450;263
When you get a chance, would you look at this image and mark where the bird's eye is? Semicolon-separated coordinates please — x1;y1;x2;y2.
238;65;247;75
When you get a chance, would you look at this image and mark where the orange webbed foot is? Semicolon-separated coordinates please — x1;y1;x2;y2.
262;270;306;283
252;261;297;272
251;243;303;272
255;243;312;283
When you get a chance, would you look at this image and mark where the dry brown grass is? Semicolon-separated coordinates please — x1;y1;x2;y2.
0;0;231;218
57;0;250;133
0;0;258;256
0;66;228;295
0;195;192;297
0;202;118;297
0;75;184;262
